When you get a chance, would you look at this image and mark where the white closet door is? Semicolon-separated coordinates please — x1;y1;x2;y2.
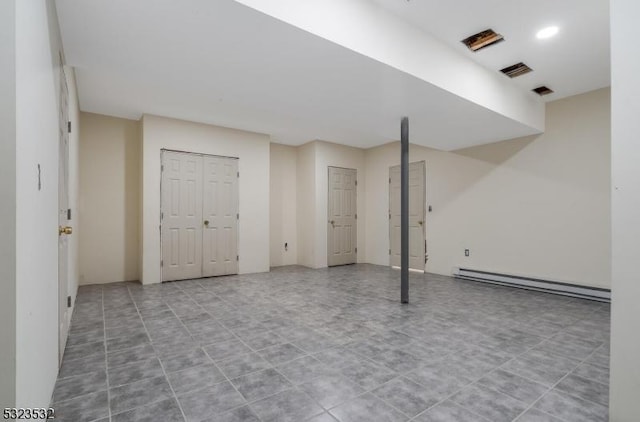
161;151;203;281
327;167;357;266
202;156;239;277
389;161;426;270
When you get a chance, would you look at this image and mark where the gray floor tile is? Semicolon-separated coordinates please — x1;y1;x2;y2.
259;343;307;365
108;344;156;368
340;359;397;390
329;393;407;422
52;370;107;403
204;406;261;422
534;389;609;422
231;368;293;402
249;388;324;422
307;413;339;422
451;384;528;422
276;355;335;385
178;381;246;422
108;357;164;387
203;338;252;361
477;369;549;405
58;352;106;380
63;341;105;363
300;373;366;409
57;265;610;422
167;363;227;395
240;331;287;350
372;377;440;417
515;408;564;422
111;397;185;422
572;363;610;386
109;375;174;414
555;374;609;406
160;348;211;373
413;400;488;422
50;390;109;422
218;352;272;379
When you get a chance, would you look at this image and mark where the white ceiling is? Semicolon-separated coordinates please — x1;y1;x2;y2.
55;0;606;150
371;0;610;102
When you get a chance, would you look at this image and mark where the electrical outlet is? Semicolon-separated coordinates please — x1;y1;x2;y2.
464;249;470;257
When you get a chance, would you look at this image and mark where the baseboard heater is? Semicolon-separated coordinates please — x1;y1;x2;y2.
454;268;610;302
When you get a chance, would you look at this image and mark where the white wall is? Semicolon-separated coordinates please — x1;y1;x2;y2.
0;0;16;409
366;88;611;288
610;0;640;418
296;142;316;268
313;141;366;268
270;143;298;267
79;112;141;284
14;0;80;407
141;115;270;284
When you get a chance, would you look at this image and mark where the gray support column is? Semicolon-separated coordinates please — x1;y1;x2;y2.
401;117;409;303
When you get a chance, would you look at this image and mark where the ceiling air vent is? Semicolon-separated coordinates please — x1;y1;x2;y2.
533;86;554;96
500;62;533;78
461;29;504;52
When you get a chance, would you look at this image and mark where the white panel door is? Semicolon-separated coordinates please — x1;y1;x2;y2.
58;63;70;364
327;167;357;266
390;161;426;270
202;156;239;277
161;151;203;281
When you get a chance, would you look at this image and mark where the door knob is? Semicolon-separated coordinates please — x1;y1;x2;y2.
59;226;72;236
204;220;209;226
329;220;335;227
418;221;423;226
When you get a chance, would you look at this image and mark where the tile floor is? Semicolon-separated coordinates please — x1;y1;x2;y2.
52;265;611;422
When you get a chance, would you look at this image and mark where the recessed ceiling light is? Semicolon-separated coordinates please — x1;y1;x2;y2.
536;26;559;39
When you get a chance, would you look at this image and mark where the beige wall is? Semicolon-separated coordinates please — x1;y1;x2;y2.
296;142;316;268
365;88;611;288
270;143;298;267
141;115;271;284
610;0;640;418
79;112;141;284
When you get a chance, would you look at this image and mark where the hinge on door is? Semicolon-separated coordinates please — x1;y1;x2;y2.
67;121;71;133
389;249;391;255
237;213;239;219
388;212;391;220
161;212;163;220
67;208;72;220
161;164;164;172
355;180;358;186
161;260;164;267
355;213;357;219
237;255;239;261
355;247;358;253
237;171;239;178
389;177;391;183
67;296;71;308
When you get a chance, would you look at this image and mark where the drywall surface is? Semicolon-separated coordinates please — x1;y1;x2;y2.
141;115;270;283
296;142;316;268
15;0;79;407
610;0;640;418
270;143;298;267
313;141;366;268
0;0;16;409
366;88;611;288
79;112;141;284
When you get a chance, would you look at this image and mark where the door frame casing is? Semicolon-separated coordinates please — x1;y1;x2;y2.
389;160;426;271
159;149;239;281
